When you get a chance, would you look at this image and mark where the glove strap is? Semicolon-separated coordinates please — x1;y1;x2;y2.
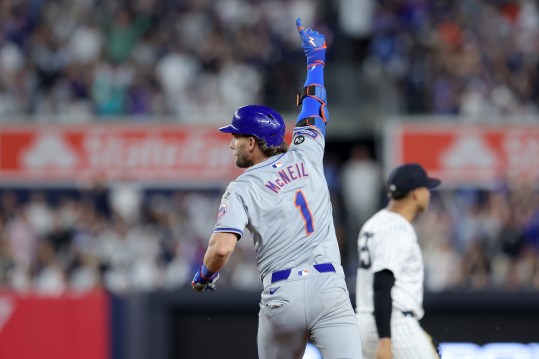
296;116;317;127
305;44;327;67
307;60;325;69
297;111;328;126
296;84;327;106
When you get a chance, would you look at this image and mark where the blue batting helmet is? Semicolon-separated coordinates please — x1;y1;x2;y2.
219;105;286;147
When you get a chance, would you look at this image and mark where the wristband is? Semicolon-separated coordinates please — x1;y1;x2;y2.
200;264;216;280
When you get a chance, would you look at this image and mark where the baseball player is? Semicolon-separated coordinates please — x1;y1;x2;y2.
355;163;441;359
191;18;362;359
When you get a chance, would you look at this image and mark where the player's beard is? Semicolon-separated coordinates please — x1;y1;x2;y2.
235;150;253;168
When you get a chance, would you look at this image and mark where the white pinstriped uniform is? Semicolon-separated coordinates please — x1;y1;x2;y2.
355;209;439;359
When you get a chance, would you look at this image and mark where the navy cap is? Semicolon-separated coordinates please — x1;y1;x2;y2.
387;163;441;198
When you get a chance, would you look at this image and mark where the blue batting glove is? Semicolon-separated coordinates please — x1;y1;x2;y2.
192;265;220;292
296;17;326;66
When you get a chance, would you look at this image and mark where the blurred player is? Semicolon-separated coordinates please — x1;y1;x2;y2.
191;18;362;359
355;163;441;359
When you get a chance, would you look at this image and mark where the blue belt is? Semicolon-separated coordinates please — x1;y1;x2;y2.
270;263;336;284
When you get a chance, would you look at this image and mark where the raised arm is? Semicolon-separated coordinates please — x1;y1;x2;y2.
295;17;329;137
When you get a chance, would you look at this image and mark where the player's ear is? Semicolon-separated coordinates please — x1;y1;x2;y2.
248;136;257;151
411;188;420;201
413;187;427;203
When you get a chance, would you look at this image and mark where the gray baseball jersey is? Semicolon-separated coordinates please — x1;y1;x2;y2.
214;126;340;278
215;126;361;359
355;209;439;358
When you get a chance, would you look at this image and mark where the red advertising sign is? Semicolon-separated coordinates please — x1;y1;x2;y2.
0;124;246;185
0;290;109;359
385;122;539;185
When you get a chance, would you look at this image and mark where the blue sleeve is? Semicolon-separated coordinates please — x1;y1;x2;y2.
296;64;328;137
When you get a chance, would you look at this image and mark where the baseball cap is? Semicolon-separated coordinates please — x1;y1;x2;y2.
386;163;441;198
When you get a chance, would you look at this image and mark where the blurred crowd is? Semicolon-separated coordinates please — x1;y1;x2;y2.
0;182;263;295
416;180;539;292
0;0;317;122
1;0;539;295
362;0;539;119
1;154;539;295
2;0;539;122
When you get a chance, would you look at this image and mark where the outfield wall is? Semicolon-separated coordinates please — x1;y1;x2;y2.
128;289;539;359
1;289;538;359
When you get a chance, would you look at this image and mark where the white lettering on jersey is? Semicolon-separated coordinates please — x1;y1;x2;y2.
294;128;319;139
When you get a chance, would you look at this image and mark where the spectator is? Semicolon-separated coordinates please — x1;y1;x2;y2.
0;0;314;120
33;239;66;295
101;7;152;64
0;233;15;287
341;145;382;250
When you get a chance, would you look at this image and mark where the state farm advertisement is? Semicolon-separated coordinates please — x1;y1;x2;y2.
385;122;539;185
0;124;244;185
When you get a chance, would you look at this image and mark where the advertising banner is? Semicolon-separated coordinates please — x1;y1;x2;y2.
0;290;109;359
0;124;246;185
385;122;539;185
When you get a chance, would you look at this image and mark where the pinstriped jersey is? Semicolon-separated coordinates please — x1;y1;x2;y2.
214;126;341;280
355;209;425;319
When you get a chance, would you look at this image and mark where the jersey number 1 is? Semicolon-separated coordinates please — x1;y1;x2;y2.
294;190;314;235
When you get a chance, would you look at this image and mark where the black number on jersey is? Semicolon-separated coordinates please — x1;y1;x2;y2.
358;231;374;269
